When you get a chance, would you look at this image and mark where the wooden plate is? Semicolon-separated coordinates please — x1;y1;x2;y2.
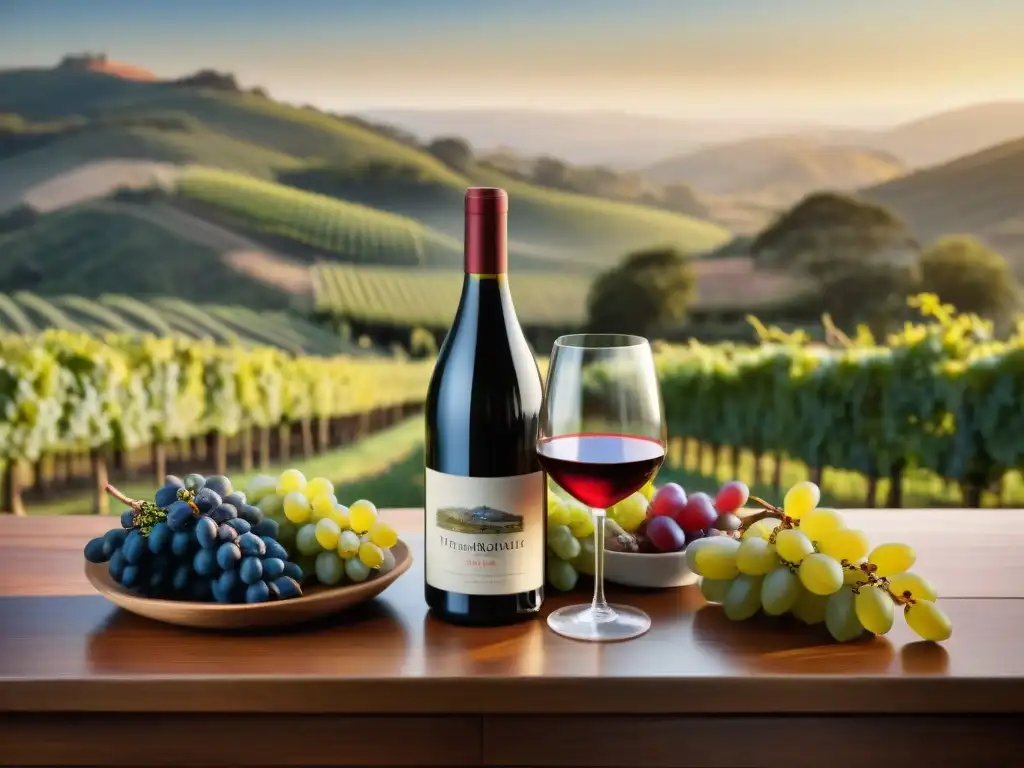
84;539;413;630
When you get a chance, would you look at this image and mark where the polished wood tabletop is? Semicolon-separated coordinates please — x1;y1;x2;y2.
0;509;1021;767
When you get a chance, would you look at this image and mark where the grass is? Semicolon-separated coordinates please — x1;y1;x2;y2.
657;440;1024;509
25;415;425;516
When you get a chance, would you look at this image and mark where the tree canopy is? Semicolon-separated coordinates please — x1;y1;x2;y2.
426;136;473;173
750;192;919;326
919;235;1020;322
586;246;695;337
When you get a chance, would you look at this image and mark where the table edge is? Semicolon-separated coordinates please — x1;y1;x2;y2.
2;676;1023;714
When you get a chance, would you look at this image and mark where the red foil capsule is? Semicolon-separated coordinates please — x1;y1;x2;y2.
464;187;508;275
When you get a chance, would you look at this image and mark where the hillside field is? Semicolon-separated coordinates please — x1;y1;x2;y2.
0;291;353;355
311;258;811;331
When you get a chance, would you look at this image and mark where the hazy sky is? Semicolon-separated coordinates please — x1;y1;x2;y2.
1;0;1022;125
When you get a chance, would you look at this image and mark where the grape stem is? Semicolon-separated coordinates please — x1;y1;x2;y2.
738;508;786;532
843;563;912;606
748;495;783;515
105;484;141;511
105;484;174;533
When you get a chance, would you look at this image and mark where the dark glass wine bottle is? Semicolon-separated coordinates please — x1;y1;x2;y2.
424;187;546;626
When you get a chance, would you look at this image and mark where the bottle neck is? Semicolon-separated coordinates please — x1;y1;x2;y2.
464;197;507;276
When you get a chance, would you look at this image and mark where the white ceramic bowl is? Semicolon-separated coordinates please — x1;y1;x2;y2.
604;548;698;589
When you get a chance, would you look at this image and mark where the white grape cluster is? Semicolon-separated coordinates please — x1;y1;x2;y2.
545;482;656;592
688;481;952;643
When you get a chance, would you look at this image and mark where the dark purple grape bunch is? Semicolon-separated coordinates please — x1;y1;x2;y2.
84;473;302;604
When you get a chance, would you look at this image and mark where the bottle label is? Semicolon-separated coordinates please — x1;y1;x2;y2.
425;468;545;595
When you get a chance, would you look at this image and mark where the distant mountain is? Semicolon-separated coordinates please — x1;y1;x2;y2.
358;108;825;168
871;102;1024;168
367;102;1024;176
641;136;906;205
861;135;1024;265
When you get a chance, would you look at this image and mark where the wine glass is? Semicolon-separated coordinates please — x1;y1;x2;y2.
537;334;666;642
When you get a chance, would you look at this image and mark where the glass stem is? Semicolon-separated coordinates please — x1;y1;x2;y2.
590;509;614;619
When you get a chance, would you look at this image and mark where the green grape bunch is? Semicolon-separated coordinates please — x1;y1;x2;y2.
689;480;952;643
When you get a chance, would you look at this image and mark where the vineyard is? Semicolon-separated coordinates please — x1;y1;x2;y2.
649;296;1024;507
310;263;589;330
3;294;1021;517
0;330;432;515
0;291;352;355
175;167;465;268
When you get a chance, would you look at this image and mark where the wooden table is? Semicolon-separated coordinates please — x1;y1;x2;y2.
1;509;1021;768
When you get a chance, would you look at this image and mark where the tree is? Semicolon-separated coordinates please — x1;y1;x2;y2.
919;235;1020;322
532;156;568;189
586;247;695;337
750;192;919;326
426;136;472;173
171;69;241;91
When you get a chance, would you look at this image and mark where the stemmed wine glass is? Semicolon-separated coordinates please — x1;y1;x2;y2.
537;334;666;642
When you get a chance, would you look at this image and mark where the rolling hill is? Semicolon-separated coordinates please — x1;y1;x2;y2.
370;102;1024;173
0;199;300;308
0;65;730;265
860;135;1024;264
642;136;906;205
871;101;1024;169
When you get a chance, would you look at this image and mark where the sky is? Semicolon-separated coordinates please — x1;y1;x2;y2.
1;0;1022;126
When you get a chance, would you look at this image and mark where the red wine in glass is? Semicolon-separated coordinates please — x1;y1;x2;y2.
537;434;665;510
539;332;667;642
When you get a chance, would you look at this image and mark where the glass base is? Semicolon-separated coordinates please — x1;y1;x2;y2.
546;603;651;642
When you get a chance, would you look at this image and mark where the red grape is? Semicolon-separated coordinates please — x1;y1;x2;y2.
648;483;687;520
673;492;718;533
646;515;686;553
715;481;750;514
684;528;706;544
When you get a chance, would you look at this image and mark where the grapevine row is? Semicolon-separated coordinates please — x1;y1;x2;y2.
175;167;463;267
0;330;432;514
650;297;1024;506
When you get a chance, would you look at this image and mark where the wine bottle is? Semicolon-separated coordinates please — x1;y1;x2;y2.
424;187;546;626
